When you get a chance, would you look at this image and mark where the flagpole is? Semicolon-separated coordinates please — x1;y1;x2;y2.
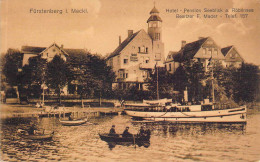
211;53;215;105
156;62;159;100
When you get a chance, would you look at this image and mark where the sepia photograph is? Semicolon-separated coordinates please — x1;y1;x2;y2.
0;0;259;161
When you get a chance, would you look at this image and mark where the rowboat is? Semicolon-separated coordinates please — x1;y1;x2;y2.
99;133;150;143
59;118;87;126
20;132;54;140
125;104;247;123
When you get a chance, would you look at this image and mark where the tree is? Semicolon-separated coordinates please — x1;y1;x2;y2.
67;52;115;107
147;67;175;99
19;56;47;99
45;55;71;104
233;63;259;103
2;49;23;86
182;60;206;102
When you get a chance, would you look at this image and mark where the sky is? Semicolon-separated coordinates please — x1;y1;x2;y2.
1;0;259;64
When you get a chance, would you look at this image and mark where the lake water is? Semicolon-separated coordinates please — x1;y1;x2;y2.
1;108;260;162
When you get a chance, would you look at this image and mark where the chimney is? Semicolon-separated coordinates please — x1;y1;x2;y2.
181;40;186;48
198;37;204;40
61;44;64;49
128;30;133;37
119;36;121;45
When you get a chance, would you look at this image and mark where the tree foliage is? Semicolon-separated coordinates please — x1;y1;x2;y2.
45;55;71;103
233;63;259;103
147;67;175;99
2;49;23;86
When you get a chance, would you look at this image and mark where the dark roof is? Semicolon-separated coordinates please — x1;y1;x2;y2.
176;37;208;62
107;30;141;60
64;49;88;57
21;46;45;53
21;45;87;57
166;51;178;63
147;15;162;23
150;7;159;14
221;46;233;56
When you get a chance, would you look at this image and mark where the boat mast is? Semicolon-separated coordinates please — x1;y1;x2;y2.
156;62;159;100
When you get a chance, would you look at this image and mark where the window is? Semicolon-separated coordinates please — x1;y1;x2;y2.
125;73;128;78
138;47;141;52
146;60;149;63
123;59;128;64
155;33;160;40
146;47;148;53
208;49;212;55
119;71;123;78
214;49;218;55
169;64;172;71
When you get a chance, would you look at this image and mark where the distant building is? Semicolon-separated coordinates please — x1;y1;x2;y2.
106;6;165;90
221;46;244;68
21;43;88;95
165;37;226;73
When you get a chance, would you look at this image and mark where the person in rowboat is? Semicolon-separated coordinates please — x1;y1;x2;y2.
122;126;132;138
138;126;145;137
109;125;116;135
28;123;38;135
68;114;73;121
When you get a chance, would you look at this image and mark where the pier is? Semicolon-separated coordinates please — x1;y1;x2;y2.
0;104;124;119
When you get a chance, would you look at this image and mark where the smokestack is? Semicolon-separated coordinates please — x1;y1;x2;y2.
61;44;64;49
119;36;121;45
181;40;186;48
128;30;133;37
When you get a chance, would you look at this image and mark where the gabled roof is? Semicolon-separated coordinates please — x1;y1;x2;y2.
21;44;87;57
21;46;45;54
106;30;141;60
39;43;69;56
173;37;208;62
221;46;233;56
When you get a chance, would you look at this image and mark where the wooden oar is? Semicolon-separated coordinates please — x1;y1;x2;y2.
133;134;136;149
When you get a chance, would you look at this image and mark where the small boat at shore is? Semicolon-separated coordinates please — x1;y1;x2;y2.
99;133;150;143
19;132;54;140
59;118;87;126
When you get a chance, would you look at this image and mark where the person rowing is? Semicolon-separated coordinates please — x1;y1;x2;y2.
122;126;132;138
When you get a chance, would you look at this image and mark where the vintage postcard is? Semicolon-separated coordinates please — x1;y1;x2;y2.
1;0;259;161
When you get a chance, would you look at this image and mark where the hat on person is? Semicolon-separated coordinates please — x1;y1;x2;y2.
126;126;129;128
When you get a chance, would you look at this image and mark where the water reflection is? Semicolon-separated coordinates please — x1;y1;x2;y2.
1;113;259;161
106;141;150;150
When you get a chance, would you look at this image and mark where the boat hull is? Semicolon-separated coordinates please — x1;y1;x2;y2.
21;133;54;140
59;119;87;126
99;133;150;143
125;106;247;123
